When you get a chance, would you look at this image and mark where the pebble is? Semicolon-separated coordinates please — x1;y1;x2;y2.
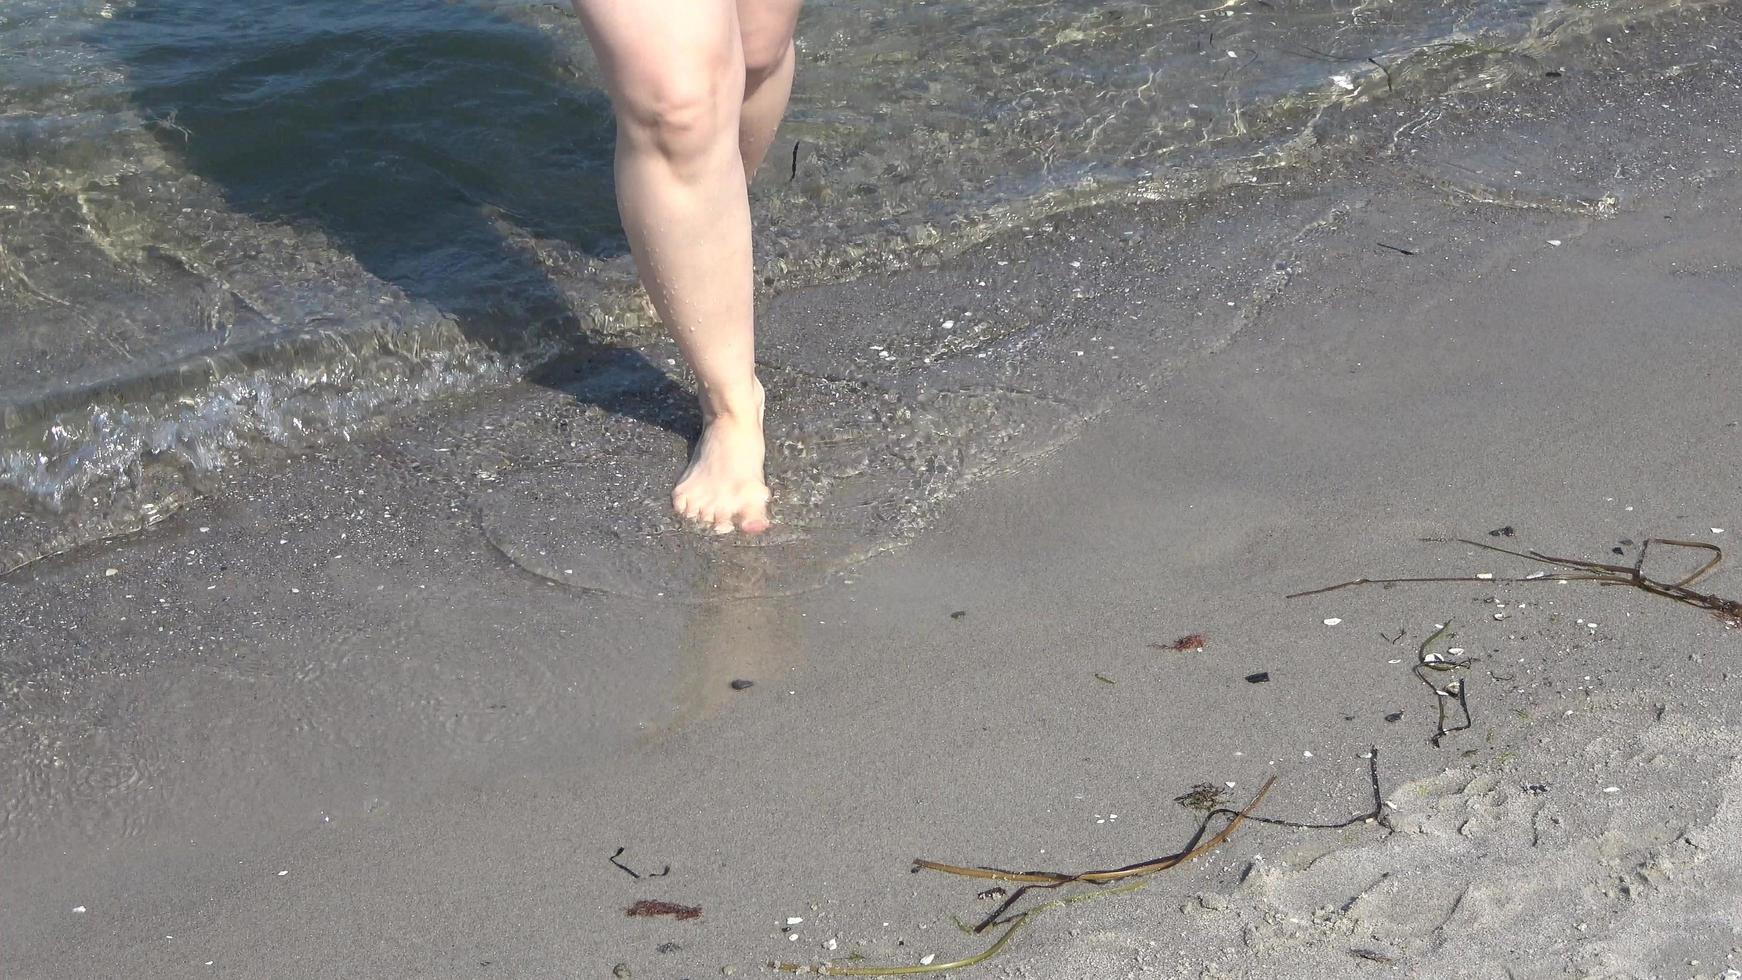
731;679;755;691
72;906;87;913
1322;618;1343;626
786;917;804;925
104;569;118;577
920;954;936;966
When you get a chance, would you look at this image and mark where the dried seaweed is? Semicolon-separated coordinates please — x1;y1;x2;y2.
1174;783;1229;812
1204;748;1390;832
1288;537;1741;622
1410;622;1471;747
609;846;670;880
770;780;1274;976
626;900;700;921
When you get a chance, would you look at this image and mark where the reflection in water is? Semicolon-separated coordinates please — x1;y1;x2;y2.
654;560;807;740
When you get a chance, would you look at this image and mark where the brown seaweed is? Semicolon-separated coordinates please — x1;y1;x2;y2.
770;780;1275;976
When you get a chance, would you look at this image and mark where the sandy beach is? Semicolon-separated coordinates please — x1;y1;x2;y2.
5;5;1742;978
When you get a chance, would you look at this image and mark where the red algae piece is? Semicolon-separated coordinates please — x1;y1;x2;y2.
626;899;702;921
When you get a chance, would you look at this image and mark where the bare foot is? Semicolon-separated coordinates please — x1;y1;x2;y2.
672;383;771;535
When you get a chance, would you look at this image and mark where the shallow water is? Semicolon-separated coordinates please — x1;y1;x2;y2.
0;0;1688;574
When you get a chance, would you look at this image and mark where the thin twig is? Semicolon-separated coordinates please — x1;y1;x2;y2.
1288;537;1742;621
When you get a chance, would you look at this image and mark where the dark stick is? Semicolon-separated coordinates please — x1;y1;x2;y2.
609;846;640;879
1369;56;1393;92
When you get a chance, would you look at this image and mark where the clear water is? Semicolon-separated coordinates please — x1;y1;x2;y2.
0;0;1683;571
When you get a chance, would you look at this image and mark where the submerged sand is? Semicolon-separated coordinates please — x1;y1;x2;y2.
5;8;1742;979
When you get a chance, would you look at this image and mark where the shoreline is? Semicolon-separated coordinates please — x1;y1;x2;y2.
0;0;1707;580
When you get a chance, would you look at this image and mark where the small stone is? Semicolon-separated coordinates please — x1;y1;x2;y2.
1322;618;1343;626
721;968;736;977
920;954;936;966
730;679;754;691
613;964;632;979
72;906;87;913
786;917;804;925
104;569;118;577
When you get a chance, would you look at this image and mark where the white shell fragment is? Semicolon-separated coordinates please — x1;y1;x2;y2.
1322;618;1343;626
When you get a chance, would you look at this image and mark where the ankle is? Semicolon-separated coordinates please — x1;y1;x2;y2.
698;377;764;424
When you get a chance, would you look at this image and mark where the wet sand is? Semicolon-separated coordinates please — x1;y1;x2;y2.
6;9;1742;978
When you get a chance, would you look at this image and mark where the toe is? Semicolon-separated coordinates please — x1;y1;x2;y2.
736;491;771;535
701;506;733;535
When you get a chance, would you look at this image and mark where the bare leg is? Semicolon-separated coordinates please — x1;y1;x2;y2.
737;0;802;178
572;0;770;534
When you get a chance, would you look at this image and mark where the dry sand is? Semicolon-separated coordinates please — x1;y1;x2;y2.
5;8;1742;979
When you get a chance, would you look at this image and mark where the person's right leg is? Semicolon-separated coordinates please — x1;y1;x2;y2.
571;0;770;534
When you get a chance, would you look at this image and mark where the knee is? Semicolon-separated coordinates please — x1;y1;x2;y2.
614;64;737;166
743;36;794;89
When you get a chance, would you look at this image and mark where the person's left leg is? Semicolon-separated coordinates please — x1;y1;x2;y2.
736;0;802;179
